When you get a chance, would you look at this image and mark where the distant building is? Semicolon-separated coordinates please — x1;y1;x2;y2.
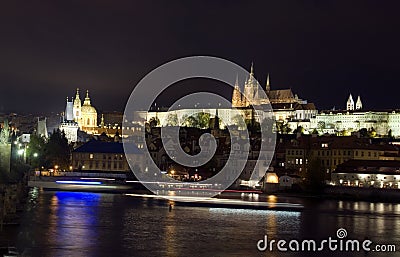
59;97;79;143
332;159;400;188
231;63;318;121
284;134;399;177
72;88;98;134
71;140;144;173
37;117;48;138
142;63;316;129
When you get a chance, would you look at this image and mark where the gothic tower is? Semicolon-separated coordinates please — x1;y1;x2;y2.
356;95;362;110
346;94;355;111
232;75;243;107
243;63;256;107
265;73;270;95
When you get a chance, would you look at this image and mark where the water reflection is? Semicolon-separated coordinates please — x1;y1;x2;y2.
17;190;400;257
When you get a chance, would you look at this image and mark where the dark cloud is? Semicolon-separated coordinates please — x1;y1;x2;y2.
0;0;399;114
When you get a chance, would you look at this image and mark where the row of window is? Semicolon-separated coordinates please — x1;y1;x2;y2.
75;160;127;170
87;153;124;160
287;158;348;167
288;149;380;158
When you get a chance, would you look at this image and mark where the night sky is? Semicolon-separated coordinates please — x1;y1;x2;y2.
1;1;400;114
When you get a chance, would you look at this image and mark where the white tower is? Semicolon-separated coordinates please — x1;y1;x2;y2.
73;88;82;126
356;95;362;110
60;97;79;143
346;94;354;111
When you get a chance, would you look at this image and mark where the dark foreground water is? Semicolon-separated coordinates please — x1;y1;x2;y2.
12;188;400;256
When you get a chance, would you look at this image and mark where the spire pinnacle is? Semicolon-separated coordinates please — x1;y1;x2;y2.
83;90;91;105
266;73;271;93
250;62;254;76
234;74;239;88
74;88;81;106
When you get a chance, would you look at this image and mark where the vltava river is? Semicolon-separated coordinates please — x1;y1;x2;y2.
15;188;400;256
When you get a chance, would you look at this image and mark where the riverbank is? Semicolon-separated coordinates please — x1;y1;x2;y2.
0;175;29;249
271;185;400;203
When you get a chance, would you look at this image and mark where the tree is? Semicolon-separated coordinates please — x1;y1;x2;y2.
149;117;159;128
276;121;292;134
166;113;178;126
180;113;210;129
181;115;198;127
195;112;210;129
26;134;46;169
232;114;246;130
44;129;70;170
388;129;394;139
293;126;304;134
0;119;10;144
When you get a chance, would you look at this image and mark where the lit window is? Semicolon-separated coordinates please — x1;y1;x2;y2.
90;154;94;159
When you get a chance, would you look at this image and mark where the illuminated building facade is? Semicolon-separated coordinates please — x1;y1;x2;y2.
332;160;400;188
59;97;79;143
72;140;144;173
72;88;98;134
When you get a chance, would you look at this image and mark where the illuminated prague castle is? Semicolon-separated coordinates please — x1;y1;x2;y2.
232;63;317;122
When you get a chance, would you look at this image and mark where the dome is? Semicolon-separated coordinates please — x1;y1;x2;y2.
81;104;97;114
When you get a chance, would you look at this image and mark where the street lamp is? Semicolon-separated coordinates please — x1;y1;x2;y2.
33;153;38;158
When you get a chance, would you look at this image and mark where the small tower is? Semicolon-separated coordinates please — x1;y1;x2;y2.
73;88;82;123
83;90;91;106
100;114;105;128
243;62;256;107
232;75;243;107
265;73;271;95
346;94;354;111
356;95;362;110
60;96;79;143
65;97;74;121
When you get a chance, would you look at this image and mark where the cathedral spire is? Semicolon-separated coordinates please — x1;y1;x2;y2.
234;74;239;88
265;73;270;94
346;93;354;111
356;95;362;110
232;74;243;107
250;62;254;76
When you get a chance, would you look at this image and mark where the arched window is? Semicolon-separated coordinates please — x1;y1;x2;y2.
87;118;90;125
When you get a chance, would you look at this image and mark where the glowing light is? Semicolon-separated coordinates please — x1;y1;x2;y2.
33;153;38;157
17;149;24;155
266;173;279;183
56;180;102;185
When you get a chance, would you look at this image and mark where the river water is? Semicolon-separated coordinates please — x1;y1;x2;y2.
12;188;400;256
